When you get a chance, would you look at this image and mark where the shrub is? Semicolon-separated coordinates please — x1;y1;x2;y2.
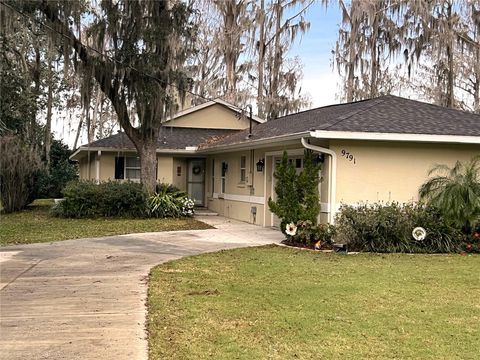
156;183;186;196
419;156;480;231
0;135;43;213
35;139;78;199
268;150;322;233
147;186;194;218
297;150;322;224
285;220;336;248
58;180;147;218
268;151;302;232
335;202;464;253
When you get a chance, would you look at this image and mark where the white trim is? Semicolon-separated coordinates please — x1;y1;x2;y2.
301;138;337;224
212;192;264;205
310;130;480;144
320;202;330;213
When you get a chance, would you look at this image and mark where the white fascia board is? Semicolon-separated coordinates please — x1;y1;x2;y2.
310;130;480;144
198;132;309;154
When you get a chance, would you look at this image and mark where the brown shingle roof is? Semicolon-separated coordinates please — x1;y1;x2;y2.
203;95;480;149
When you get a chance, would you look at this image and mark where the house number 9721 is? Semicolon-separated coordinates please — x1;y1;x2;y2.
341;149;356;164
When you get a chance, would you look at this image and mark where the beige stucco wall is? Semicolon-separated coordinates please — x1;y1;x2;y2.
330;140;480;209
167;104;253;129
78;152;98;181
157;156;173;184
205;142;321;227
172;157;187;191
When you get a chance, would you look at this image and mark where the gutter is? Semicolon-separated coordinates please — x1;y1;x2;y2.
199;131;310;154
301;138;337;224
310;130;480;144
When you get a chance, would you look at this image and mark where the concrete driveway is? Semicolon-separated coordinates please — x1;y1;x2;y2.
0;216;282;360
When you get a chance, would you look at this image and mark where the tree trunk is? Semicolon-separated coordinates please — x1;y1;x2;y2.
474;31;480;113
446;2;455;108
257;0;266;118
270;0;283;119
137;140;157;194
369;8;379;99
73;110;84;149
224;0;237;103
45;82;53;168
346;10;357;102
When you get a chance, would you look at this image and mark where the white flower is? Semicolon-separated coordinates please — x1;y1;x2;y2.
412;227;427;241
285;223;297;236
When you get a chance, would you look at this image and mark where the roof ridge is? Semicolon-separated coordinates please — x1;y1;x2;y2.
267;97;377;123
319;98;387;131
388;95;480;118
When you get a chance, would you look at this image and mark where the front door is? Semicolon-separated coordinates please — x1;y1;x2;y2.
272;156;304;228
187;159;205;206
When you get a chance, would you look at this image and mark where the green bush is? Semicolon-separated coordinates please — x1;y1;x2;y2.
57;180;147;218
285;220;336;248
147;186;194;218
155;183;186;196
35;139;78;199
335;202;464;253
268;150;321;234
0;135;43;213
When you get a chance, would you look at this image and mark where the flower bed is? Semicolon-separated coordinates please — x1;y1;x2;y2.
283;220;336;250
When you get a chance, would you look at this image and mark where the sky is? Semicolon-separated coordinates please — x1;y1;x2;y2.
288;2;343;108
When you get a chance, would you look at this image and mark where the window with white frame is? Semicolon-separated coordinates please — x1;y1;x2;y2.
240;155;246;182
125;156;141;180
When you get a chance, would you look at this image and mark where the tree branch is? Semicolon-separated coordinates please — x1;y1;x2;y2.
38;1;138;141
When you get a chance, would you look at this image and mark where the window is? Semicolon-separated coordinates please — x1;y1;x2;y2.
240;155;246;182
115;157;125;179
211;159;215;194
177;166;182;177
125;156;141;180
221;161;227;194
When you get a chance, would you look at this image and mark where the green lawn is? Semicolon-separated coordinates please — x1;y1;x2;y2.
0;199;212;246
148;246;480;360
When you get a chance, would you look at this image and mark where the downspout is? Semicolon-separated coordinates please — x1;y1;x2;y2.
301;138;337;224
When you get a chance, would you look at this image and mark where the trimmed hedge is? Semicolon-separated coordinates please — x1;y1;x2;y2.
57;180;147;218
335;202;464;253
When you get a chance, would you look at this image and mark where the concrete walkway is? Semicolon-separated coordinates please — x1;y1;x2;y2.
0;216;282;360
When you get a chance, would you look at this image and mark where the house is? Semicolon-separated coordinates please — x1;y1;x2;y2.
70;95;480;227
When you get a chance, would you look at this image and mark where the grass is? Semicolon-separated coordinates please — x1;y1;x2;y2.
0;199;212;246
148;245;480;360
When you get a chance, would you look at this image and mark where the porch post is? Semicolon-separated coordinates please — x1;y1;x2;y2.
96;150;101;183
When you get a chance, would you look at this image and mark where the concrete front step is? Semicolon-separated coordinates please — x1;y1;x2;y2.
194;208;218;216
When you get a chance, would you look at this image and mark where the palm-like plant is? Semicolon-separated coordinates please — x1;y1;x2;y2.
419;156;480;230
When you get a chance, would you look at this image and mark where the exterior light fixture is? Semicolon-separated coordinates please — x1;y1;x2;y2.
314;153;325;165
256;158;265;172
